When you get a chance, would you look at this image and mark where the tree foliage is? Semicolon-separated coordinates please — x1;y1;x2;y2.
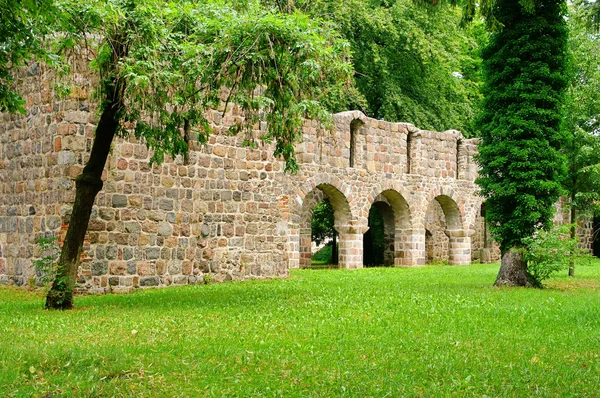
13;0;354;308
475;0;569;256
523;225;587;287
563;1;600;219
0;0;57;112
311;200;335;245
266;0;485;135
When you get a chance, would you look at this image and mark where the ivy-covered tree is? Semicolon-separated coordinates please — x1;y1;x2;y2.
475;0;569;287
0;0;354;309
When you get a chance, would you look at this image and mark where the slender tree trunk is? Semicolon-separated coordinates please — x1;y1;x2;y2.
45;37;127;310
332;231;338;266
494;249;537;288
569;199;576;277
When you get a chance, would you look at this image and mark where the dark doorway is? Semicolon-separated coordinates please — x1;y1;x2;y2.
363;205;386;266
593;216;600;258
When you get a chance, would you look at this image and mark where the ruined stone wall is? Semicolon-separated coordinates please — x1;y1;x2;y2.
1;57;499;292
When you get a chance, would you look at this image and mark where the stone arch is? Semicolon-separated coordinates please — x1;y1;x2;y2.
422;187;466;231
422;188;471;265
363;186;424;266
289;175;362;269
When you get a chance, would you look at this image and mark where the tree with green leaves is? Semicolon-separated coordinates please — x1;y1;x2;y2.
0;0;353;309
562;0;600;276
267;0;485;135
475;0;569;287
1;0;57;113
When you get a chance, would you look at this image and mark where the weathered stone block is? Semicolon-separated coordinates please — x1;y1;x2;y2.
139;276;159;287
112;195;127;208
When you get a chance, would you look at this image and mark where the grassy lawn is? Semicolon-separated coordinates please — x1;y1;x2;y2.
1;263;599;397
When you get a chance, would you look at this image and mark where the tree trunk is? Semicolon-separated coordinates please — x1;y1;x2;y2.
569;204;576;277
45;38;127;310
494;249;537;288
332;231;338;266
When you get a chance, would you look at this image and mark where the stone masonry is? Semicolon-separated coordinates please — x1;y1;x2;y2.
0;60;591;292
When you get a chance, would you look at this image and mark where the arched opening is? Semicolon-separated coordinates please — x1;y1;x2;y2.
349;119;363;168
298;183;353;269
310;198;338;267
364;190;412;267
424;199;449;264
424;194;470;265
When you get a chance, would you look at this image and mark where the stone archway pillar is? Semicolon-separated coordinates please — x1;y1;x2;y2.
445;229;472;265
298;227;312;269
394;228;426;266
336;224;366;269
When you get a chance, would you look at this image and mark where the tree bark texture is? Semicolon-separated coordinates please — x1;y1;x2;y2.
494;250;537;288
45;37;127;309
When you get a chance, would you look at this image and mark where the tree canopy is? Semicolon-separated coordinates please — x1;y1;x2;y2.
264;0;485;135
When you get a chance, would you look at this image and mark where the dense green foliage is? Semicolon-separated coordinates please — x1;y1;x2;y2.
563;1;600;220
475;0;569;254
524;225;590;287
311;243;334;265
267;0;484;134
67;0;353;170
0;0;57;112
2;263;599;396
311;200;335;245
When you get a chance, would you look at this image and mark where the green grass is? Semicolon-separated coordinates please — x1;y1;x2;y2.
1;263;599;397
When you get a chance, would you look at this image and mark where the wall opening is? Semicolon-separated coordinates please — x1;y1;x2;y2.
363;203;394;266
406;131;413;174
364;190;412;266
424;199;449;264
349;119;363;168
310;198;338;267
456;138;463;179
593;215;600;258
425;229;434;263
298;184;352;269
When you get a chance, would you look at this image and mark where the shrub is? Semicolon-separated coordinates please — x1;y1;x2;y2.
523;224;590;287
33;237;60;288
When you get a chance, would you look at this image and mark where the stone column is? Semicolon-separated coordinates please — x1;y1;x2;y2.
336;225;365;269
445;229;472;265
287;226;300;269
298;227;312;268
394;228;426;266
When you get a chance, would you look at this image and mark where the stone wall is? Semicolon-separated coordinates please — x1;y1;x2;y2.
6;57;591;292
